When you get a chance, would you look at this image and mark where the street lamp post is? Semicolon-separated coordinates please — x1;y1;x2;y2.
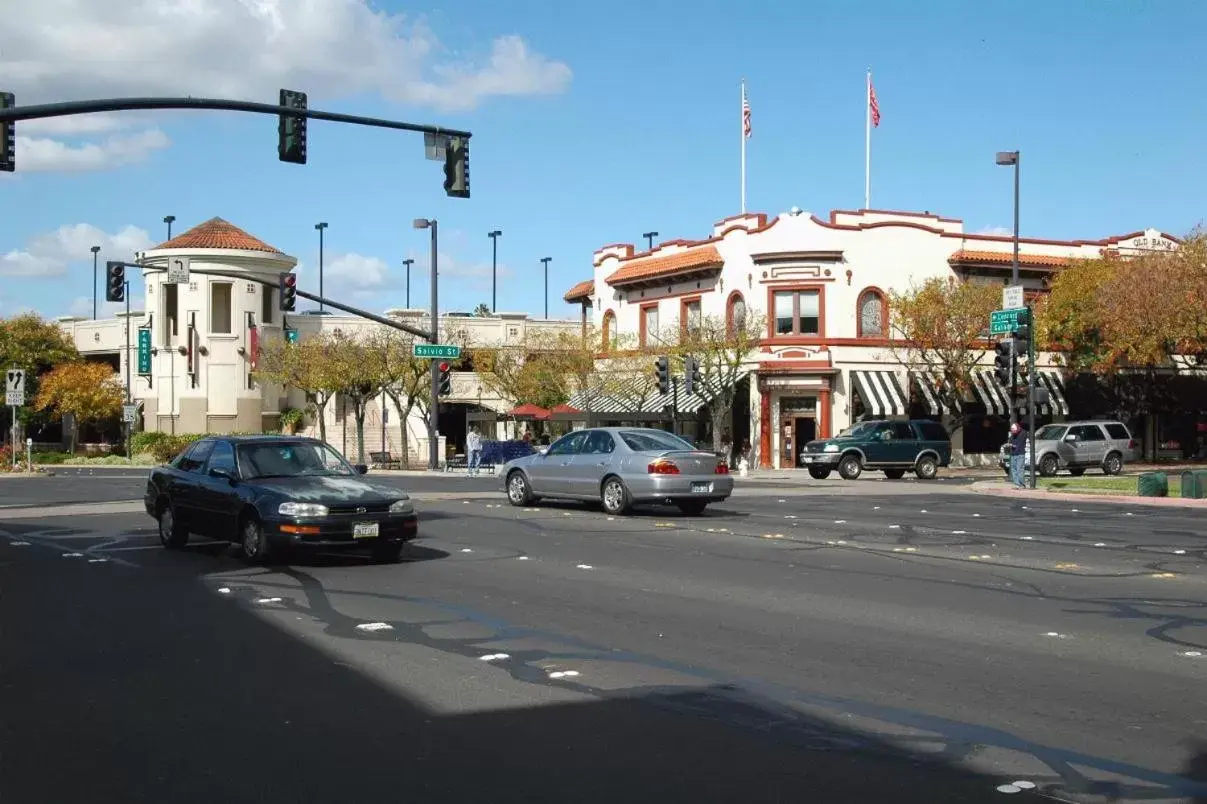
163;215;176;241
488;230;502;312
403;258;414;308
643;231;659;251
90;245;101;319
540;257;552;319
996;149;1034;487
315;222;328;313
413;218;439;470
995;151;1020;284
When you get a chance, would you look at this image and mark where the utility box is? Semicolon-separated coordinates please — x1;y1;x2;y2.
1180;470;1207;500
1138;471;1168;497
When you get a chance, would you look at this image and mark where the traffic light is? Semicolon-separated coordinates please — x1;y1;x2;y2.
105;261;125;302
278;272;296;312
277;88;307;165
438;361;452;396
655;355;670;395
1012;307;1032;349
993;339;1014;389
689;356;703;393
0;92;14;173
443;136;470;198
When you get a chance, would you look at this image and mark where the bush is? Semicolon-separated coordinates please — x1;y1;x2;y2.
32;451;72;464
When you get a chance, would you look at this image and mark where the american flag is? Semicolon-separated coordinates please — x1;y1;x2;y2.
742;91;752;139
869;81;881;128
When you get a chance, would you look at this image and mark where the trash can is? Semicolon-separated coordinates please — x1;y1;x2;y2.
1138;472;1168;498
1181;470;1207;500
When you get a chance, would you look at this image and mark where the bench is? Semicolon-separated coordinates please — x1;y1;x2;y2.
368;451;402;469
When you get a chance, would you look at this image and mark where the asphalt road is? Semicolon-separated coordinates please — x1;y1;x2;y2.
3;481;1206;803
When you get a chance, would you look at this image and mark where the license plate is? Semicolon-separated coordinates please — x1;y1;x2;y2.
691;482;712;494
802;456;814;463
353;522;379;539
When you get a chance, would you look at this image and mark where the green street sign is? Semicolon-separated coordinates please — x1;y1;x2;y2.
137;329;152;374
990;307;1028;336
284;327;299;345
413;343;462;359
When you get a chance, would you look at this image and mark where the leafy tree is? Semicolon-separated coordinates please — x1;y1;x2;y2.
472;303;492;317
889;277;1000;431
471;329;579;409
255;335;339;443
33;361;123;453
323;330;383;465
1035;255;1118;373
370;329;431;468
0;313;80;433
675;311;766;451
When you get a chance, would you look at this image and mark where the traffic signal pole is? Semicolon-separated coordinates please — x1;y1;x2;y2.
427;222;440;471
1027;304;1037;489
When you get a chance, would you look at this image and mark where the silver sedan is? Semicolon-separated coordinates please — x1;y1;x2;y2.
500;427;733;516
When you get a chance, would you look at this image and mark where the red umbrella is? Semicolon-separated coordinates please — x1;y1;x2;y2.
507;403;551;420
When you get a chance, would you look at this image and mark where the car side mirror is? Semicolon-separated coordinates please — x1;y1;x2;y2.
538;448;549;456
1064;434;1077;442
209;467;236;484
354;464;369;474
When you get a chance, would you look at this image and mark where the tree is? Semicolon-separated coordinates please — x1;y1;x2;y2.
255;335;339;442
1035;255;1119;374
370;329;431;468
889;277;1000;431
33;361;123;453
323;330;383;465
471;329;578;410
676;311;766;451
472;303;492;317
0;313;80;435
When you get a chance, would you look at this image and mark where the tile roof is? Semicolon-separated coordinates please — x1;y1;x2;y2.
563;279;594;302
605;246;723;286
154;217;283;254
948;249;1072;268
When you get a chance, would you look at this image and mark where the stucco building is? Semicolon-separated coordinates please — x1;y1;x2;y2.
563;207;1179;468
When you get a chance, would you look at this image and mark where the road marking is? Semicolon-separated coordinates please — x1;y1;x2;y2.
1174;549;1187;555
460;548;473;553
888;524;900;529
920;509;928;513
355;622;393;632
1152;572;1177;579
1043;632;1068;639
517;556;530;561
1094;542;1106;547
1055;563;1078;569
255;597;283;604
87;558;108;563
63;552;83;558
480;653;510;661
8;540;30;546
217;587;232;594
834;519;846;524
996;784;1022;794
575;563;594;570
548;670;580;679
1181;651;1203;658
952;530;966;535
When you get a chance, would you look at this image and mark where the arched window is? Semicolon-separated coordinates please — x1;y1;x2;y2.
857;289;886;337
726;292;747;335
601;310;617;351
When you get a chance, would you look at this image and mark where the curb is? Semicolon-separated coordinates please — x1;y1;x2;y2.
968;480;1207;508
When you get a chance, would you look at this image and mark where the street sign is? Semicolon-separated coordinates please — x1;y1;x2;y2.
1002;284;1024;311
137;329;152;374
5;367;25;406
990;308;1027;336
413;343;461;359
122;404;138;424
166;256;191;284
284;328;299;345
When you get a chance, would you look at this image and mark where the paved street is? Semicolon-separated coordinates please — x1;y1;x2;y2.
3;475;1206;802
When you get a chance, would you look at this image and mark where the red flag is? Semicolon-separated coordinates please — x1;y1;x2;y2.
869;81;881;128
742;92;752;139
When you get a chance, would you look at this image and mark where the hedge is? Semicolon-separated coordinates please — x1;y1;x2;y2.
131;431;263;463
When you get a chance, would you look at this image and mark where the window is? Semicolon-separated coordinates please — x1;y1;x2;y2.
211;282;233;334
1072;425;1106;442
176;439;214;473
162;283;179;346
641;305;660;347
582;430;616;454
261;285;274;325
1105;423;1131;440
207;441;236;476
682;299;702;337
889;422;915;440
618;429;696;452
914;421;951;442
773;289;820;336
728;294;747;334
857;290;885;337
1036;424;1067;441
546;431;588;456
237;441;355;479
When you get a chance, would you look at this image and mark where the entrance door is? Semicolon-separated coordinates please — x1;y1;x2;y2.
793;417;816;467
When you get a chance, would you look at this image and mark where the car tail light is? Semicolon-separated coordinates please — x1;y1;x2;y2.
1128;439;1137;450
715;463;729;475
647;460;680;475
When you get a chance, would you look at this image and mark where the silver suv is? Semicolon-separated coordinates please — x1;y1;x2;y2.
998;420;1139;477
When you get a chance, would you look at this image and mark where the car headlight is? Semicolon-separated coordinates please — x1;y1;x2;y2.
389;499;414;514
823;444;839;453
278;502;329;517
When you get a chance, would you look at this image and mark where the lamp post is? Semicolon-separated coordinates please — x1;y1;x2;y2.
413;218;439;470
488;230;502;312
996;149;1034;487
403;258;414;308
540;257;552;319
315;222;328;313
90;245;101;319
643;231;659;251
163;215;175;241
994;151;1020;284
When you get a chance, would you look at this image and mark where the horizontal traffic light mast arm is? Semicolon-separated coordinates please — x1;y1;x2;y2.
133;264;435;342
0;96;472;139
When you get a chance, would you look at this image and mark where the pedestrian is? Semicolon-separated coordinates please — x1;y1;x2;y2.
466;425;483;476
1008;422;1028;489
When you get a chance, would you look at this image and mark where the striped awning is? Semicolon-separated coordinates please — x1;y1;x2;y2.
642;367;752;414
976;370;1069;417
564;389;650;416
908;371;956;415
850;370;908;417
1036;370;1069;415
972;371;1013;416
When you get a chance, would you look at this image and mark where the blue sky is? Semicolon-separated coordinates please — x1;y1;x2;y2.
3;0;1204;322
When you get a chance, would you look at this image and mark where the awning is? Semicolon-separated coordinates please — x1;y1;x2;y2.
850;370;908;417
1036;370;1070;415
643;367;751;414
564;389;651;416
978;370;1070;417
974;371;1013;416
908;371;955;416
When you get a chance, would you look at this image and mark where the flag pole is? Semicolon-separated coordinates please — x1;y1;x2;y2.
740;79;747;214
864;69;872;210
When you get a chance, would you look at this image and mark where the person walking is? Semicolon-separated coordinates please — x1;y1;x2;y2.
466;425;483;476
1008;422;1028;489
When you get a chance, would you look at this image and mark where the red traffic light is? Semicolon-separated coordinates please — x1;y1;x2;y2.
283;274;296;288
438;361;450;372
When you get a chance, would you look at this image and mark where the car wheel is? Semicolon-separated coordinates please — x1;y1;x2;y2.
240;515;273;563
157;503;189;549
807;467;832;480
914;455;938;480
1102;452;1123;476
838;454;863;480
883;468;906;480
600;476;631;515
506;471;534;507
676;500;708;516
372;541;404;564
1039;454;1059;477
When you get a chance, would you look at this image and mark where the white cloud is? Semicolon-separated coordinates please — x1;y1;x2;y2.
16;129;170;173
976;226;1013;237
324;253;390;289
67;294;147;319
0;223;156;278
4;0;571;172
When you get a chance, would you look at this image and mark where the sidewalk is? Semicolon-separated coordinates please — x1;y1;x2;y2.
970;479;1207;508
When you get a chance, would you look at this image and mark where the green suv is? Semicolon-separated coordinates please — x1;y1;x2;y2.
799;419;952;481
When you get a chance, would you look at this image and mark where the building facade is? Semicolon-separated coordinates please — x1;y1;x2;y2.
564;208;1179;468
61;217;579;463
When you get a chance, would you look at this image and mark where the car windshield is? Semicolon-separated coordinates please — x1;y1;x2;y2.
1035;425;1067;441
618;429;697;452
838;422;878;438
237;442;354;479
